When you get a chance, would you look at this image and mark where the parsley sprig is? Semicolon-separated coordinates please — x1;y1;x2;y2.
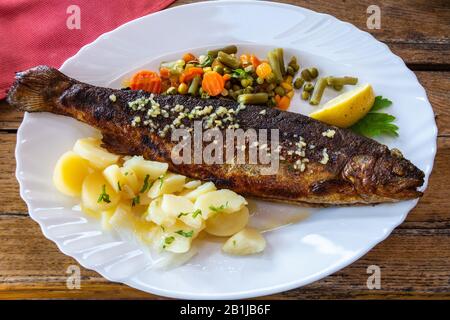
351;96;398;137
97;185;111;203
209;201;229;213
175;230;194;238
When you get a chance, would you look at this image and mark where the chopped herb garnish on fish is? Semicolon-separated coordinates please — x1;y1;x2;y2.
97;185;111;203
175;230;194;238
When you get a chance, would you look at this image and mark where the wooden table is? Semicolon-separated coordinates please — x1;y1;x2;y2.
0;0;449;299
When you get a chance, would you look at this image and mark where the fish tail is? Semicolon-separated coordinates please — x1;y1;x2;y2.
7;65;72;112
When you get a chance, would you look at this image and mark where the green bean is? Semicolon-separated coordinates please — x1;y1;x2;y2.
303;82;314;92
237;93;269;105
213;65;224;75
333;84;344;91
217;51;240;69
207;45;238;58
274;86;285;96
309;78;328;105
266;72;277;84
188;76;201;96
293;78;305;89
275;48;286;76
326;76;358;86
301;91;310;100
268;51;283;83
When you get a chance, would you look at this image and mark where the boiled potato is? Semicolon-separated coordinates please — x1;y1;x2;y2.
184;180;202;189
160;221;195;253
205;206;249;237
148;173;186;199
161;194;194;217
145;197;176;227
180;182;216;201
53;151;90;197
222;228;266;255
194;189;247;218
103;164;126;193
120;167;139;192
73;137;119;169
109;202;134;229
81;172;120;211
123;156;168;180
100;208;116;231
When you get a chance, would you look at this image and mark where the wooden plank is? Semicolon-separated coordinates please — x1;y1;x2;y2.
170;0;450;66
1;133;449;224
1;71;449;133
0;216;448;299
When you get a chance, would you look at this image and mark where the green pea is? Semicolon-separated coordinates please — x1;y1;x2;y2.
274;86;285;96
293;78;304;89
303;82;314;92
301;91;310;100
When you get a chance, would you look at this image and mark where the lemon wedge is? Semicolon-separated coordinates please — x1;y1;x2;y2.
309;84;375;128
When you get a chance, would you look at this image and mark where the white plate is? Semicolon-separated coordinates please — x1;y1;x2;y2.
15;1;437;299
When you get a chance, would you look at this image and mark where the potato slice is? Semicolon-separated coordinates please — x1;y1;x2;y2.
120;167;140;194
161;194;194;217
194;189;247;218
205;206;249;237
145;197;176;227
103;164;126;193
100;208;116;231
222;228;266;255
81;172;120;212
73;137;119;169
148;173;186;199
184;180;202;189
53;151;90;197
109;202;134;229
123;156;168;181
180;182;216;201
159;221;195;253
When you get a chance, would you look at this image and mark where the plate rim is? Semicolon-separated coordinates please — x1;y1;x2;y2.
15;0;437;299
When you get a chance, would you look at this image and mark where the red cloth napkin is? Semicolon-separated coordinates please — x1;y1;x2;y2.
0;0;175;99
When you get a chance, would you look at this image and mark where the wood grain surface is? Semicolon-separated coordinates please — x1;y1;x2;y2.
0;0;449;300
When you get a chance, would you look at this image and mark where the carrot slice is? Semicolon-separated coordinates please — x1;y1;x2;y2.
202;71;225;96
183;53;196;63
180;67;204;83
250;54;261;68
277;96;291;111
159;67;170;79
130;70;162;93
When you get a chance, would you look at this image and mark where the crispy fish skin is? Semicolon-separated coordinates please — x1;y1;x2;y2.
7;66;425;205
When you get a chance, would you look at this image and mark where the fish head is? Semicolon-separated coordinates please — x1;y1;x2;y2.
343;148;425;201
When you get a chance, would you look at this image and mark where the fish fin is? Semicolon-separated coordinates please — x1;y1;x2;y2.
7;65;72;112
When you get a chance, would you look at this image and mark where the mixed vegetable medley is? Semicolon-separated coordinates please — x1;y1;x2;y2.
124;45;398;137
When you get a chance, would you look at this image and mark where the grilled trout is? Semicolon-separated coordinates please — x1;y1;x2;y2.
7;66;425;205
